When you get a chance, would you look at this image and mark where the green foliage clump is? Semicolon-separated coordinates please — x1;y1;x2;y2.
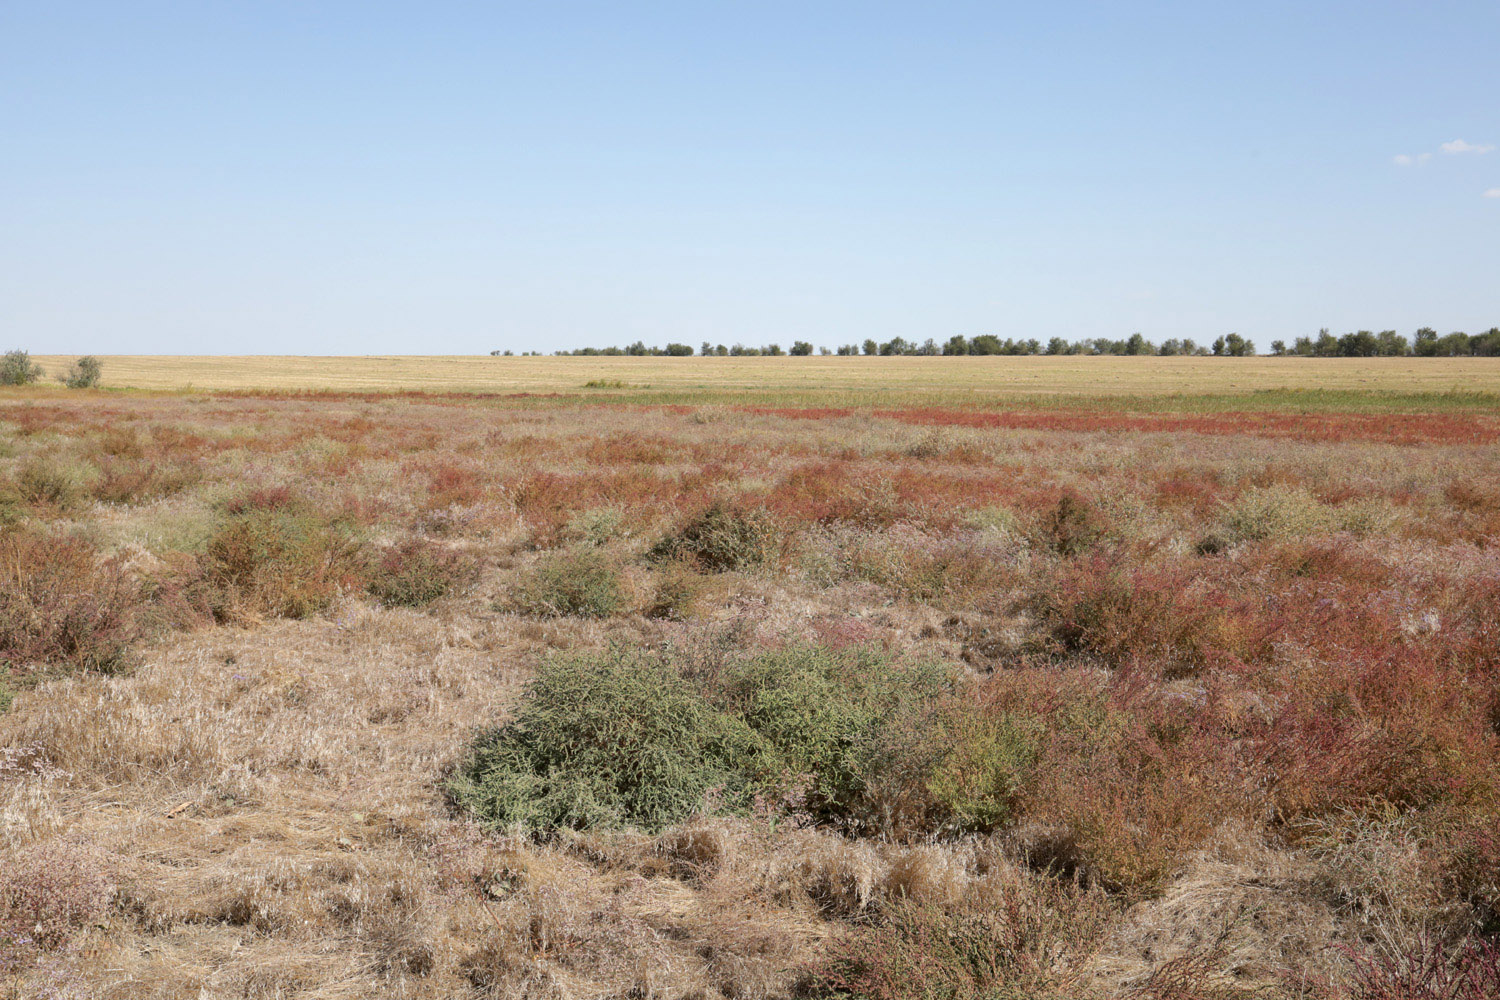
453;644;1039;837
59;356;102;389
507;547;624;618
368;538;480;607
649;501;781;572
450;650;773;832
199;506;367;622
0;350;44;387
0;679;14;713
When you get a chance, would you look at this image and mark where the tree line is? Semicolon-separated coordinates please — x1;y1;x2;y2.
512;326;1500;358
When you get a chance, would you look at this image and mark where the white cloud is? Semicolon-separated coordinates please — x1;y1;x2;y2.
1441;139;1495;155
1484;188;1500;198
1393;152;1433;166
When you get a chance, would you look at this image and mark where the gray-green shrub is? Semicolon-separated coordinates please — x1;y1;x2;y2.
507;547;623;617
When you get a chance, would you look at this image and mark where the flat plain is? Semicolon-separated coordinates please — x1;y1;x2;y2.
3;361;1499;999
29;353;1500;401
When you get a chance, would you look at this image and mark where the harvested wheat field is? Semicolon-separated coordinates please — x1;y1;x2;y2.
3;376;1500;999
27;353;1500;401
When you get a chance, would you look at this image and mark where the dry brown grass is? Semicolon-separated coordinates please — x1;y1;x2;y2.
3;388;1498;998
25;353;1500;397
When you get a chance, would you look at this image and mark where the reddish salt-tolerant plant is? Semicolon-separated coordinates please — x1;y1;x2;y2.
1342;936;1500;1000
367;538;482;608
0;843;113;975
0;528;145;675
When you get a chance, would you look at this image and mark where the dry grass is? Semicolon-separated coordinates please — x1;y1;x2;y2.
25;353;1500;399
2;386;1498;998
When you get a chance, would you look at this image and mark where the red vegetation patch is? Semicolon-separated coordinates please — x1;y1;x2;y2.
746;406;1500;446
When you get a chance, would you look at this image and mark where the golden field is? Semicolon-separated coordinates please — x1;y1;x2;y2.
29;353;1500;398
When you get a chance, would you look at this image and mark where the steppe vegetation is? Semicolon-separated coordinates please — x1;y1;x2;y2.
2;369;1499;998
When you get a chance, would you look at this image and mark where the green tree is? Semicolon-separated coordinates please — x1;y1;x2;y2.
790;341;814;356
0;350;44;386
862;339;878;356
61;356;103;388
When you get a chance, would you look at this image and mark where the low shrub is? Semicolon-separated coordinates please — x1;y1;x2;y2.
712;645;963;833
563;505;626;546
1342;935;1500;1000
507;547;624;618
805;880;1114;1000
198;507;368;622
1039;490;1106;556
450;650;774;832
649;501;781;571
0;528;144;674
0;844;113;975
368;538;480;607
13;457;98;512
454;644;1025;838
94;458;201;504
644;564;711;620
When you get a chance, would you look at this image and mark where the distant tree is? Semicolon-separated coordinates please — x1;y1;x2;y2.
1043;337;1067;355
918;338;940;355
1158;339;1182;356
1223;333;1254;356
58;355;103;388
664;343;694;356
836;344;859;356
879;337;912;356
969;334;1003;355
1269;340;1287;356
1413;328;1438;357
790;341;814;356
1337;330;1378;357
1211;336;1226;356
1124;332;1151;355
764;343;786;356
862;339;879;356
1374;330;1410;356
1434;332;1471;356
0;350;44;386
1313;329;1339;357
1473;328;1500;356
943;335;969;355
701;341;714;357
818;346;832;355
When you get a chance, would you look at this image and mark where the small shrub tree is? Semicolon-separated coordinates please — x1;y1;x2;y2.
648;502;781;572
0;350;44;386
60;356;102;388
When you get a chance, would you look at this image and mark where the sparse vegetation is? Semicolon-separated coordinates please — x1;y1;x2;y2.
2;375;1499;997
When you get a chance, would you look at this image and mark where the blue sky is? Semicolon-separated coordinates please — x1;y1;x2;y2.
3;1;1497;354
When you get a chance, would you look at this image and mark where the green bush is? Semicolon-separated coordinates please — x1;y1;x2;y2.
59;356;102;389
0;679;14;713
0;350;43;387
648;501;781;572
450;650;774;832
507;547;623;618
198;507;368;622
453;644;1027;837
368;538;480;607
712;646;956;829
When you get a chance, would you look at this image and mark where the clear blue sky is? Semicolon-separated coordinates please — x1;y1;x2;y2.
3;1;1497;354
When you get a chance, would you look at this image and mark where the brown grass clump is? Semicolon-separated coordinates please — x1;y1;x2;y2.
0;528;145;675
197;506;369;623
